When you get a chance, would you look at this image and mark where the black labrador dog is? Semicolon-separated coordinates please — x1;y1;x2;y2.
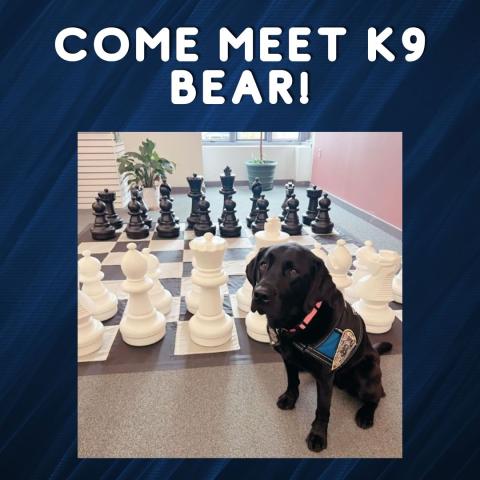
246;243;392;452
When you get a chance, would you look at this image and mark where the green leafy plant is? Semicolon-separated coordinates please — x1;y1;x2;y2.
117;138;175;188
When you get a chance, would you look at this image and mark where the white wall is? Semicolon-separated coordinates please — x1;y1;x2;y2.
202;144;312;183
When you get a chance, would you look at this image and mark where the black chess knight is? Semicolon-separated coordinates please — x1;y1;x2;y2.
125;194;150;239
252;194;269;233
156;196;180;238
246;177;262;228
133;187;153;228
186;173;204;229
280;181;295;220
220;196;242;237
218;166;236;224
90;197;116;240
98;188;123;229
302;185;322;225
194;195;216;236
281;194;303;235
311;192;334;234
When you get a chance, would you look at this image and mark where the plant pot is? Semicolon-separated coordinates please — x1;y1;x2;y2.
142;187;159;211
245;160;277;191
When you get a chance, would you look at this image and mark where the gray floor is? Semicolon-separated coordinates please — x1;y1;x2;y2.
78;354;401;458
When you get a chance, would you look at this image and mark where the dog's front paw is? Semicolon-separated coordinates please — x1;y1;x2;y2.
276;390;298;410
306;430;327;452
355;405;375;429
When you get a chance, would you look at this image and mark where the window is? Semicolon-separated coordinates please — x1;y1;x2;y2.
202;132;310;144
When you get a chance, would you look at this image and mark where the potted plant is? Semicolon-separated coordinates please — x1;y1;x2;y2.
245;133;277;190
117;138;175;210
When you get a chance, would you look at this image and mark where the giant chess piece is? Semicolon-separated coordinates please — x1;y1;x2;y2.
185;256;201;314
142;248;173;314
219;196;242;237
392;267;402;304
303;185;322;225
155;196;180;238
281;194;303;235
159;177;179;224
78;289;104;358
241;218;289;343
311;193;334;234
194;195;216;236
134;187;153;228
312;241;328;263
186;173;204;229
251;195;269;233
126;192;150;239
90;197;116;241
280;181;295;220
246;177;262;228
189;233;234;346
98;188;123;229
218;166;236;224
324;239;352;292
120;243;166;346
353;250;402;333
344;240;377;303
78;250;118;321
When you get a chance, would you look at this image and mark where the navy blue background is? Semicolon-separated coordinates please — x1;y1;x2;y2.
1;0;479;478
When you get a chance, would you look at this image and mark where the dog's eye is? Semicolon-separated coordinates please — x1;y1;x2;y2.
259;262;267;271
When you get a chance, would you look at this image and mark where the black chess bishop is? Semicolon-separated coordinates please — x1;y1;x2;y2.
194;195;216;236
302;185;322;225
156;196;180;238
311;192;334;234
246;177;262;228
218;166;236;224
252;194;269;233
280;181;295;220
220;196;242;237
187;173;204;229
90;197;116;240
281;194;303;235
98;188;123;229
125;194;150;239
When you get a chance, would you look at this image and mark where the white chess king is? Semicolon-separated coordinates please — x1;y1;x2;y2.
188;232;234;347
78;289;104;358
142;247;173;314
119;243;166;346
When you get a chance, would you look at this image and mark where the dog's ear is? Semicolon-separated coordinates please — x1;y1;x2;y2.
245;247;267;287
303;253;343;313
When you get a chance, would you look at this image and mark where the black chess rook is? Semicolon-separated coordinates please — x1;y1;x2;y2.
311;192;334;234
302;185;322;225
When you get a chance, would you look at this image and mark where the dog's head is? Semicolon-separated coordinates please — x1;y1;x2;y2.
246;243;341;329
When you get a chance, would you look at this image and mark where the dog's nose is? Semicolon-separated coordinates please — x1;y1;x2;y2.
253;286;271;304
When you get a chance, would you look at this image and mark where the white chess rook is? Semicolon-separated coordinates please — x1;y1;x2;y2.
186;257;201;314
120;243;166;346
189;233;234;347
325;239;352;292
142;247;173;314
78;289;104;358
344;240;376;303
392;268;403;304
353;249;401;333
78;250;118;321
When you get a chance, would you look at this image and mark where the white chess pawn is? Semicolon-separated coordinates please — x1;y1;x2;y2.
78;250;118;321
325;239;352;292
312;241;328;263
353;249;401;333
189;233;234;347
186;256;201;314
344;240;376;302
142;248;172;314
78;289;104;358
119;243;166;346
392;268;402;304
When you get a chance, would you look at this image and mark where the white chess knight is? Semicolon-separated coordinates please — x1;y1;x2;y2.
353;249;402;333
185;257;201;314
237;217;289;343
78;289;104;358
321;239;353;292
119;243;166;346
392;268;403;304
189;232;234;347
142;248;172;314
78;250;118;321
344;240;377;303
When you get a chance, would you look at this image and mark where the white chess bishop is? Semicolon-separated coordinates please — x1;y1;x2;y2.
344;240;377;303
142;248;172;314
78;250;118;321
189;232;234;347
78;289;104;358
323;239;353;292
119;243;166;346
240;217;289;343
353;249;402;333
392;267;403;304
185;257;201;314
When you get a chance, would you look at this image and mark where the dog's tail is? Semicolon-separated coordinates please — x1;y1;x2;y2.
374;342;393;355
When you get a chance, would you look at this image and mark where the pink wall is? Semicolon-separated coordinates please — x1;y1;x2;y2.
311;132;402;229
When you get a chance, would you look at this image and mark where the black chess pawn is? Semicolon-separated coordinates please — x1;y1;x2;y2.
281;194;303;235
90;197;116;241
220;196;242;237
159;177;172;200
125;195;150;239
97;188;123;229
252;195;269;234
194;196;216;236
246;177;262;228
302;185;323;226
134;187;153;228
280;181;295;221
311;193;334;234
218;166;236;224
155;196;180;238
187;173;204;229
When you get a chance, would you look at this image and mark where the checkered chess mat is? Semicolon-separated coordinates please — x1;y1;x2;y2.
77;222;402;376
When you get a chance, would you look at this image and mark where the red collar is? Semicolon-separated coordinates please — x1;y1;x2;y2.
288;301;322;334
